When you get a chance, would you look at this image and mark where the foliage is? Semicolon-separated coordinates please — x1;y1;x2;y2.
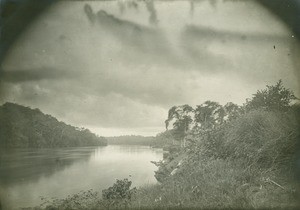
194;100;223;129
154;130;177;147
165;105;194;142
133;157;298;209
0;102;107;148
135;108;299;209
34;179;137;210
165;101;243;138
148;80;300;209
245;80;297;112
102;179;137;209
224;102;243;121
165;80;296;135
190;110;299;168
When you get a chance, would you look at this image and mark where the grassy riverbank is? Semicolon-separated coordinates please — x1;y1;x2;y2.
131;110;300;209
34;111;300;210
32;81;300;209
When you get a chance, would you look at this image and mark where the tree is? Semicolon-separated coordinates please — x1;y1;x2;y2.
224;102;242;122
194;101;222;130
165;104;194;146
245;80;297;112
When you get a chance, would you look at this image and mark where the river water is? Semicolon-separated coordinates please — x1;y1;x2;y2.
0;145;163;209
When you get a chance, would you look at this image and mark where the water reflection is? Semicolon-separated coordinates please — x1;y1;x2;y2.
0;147;94;186
0;145;163;209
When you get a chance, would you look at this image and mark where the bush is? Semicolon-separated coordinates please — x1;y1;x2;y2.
102;179;137;209
223;110;299;168
191;109;299;169
134;157;298;209
245;80;297;112
147;109;300;209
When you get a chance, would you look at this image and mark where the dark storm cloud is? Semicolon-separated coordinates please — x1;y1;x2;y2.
94;11;165;53
84;5;169;54
116;0;139;15
180;25;291;72
126;1;139;11
117;0;126;15
183;25;289;43
0;68;74;83
84;4;96;24
82;5;229;72
145;0;158;25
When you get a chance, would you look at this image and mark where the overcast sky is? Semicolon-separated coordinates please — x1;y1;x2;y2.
0;0;299;136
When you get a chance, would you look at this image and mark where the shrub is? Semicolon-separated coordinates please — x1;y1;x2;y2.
223;110;299;169
101;178;137;209
245;80;297;112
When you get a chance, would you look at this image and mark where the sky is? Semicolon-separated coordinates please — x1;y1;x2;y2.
0;0;299;136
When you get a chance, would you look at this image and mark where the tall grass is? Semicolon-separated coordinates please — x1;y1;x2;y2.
131;109;300;209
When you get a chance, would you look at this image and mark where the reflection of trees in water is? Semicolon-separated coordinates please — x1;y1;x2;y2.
0;148;95;186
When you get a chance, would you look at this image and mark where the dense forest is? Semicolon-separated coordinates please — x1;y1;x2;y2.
0;103;107;148
38;80;300;209
106;135;172;147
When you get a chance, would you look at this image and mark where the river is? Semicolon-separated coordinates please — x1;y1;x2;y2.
0;145;163;209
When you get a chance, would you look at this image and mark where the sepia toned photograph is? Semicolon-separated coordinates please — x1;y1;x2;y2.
0;0;300;209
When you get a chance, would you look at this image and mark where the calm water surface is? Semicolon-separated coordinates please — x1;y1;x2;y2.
0;145;163;209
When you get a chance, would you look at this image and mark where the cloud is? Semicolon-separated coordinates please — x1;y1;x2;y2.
84;4;96;24
145;0;158;25
0;67;75;83
179;24;290;72
0;0;299;136
0;81;166;129
85;6;170;57
182;25;289;44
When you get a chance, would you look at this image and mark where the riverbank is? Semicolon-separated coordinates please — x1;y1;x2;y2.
32;109;300;209
0;145;162;210
133;109;300;209
20;81;300;209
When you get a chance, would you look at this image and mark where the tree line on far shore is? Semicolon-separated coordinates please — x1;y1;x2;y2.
0;103;107;148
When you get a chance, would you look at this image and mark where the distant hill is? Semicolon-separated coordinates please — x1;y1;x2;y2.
0;102;107;148
106;135;156;146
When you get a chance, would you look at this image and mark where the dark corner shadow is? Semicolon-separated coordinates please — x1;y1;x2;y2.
0;0;58;100
258;0;300;40
0;0;57;64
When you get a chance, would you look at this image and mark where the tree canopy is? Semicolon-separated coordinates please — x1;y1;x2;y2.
164;80;297;145
245;80;297;112
0;102;107;148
